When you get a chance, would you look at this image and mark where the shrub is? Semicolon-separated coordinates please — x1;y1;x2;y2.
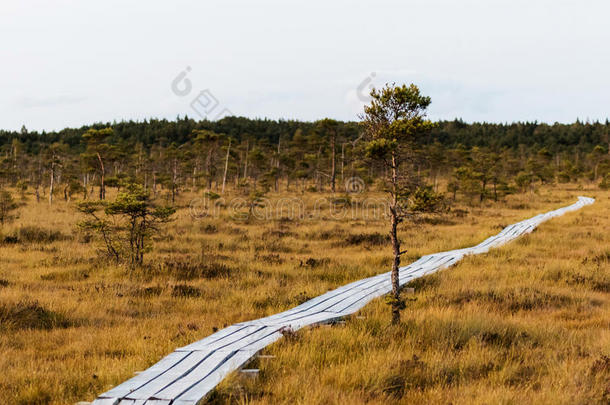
132;286;164;297
344;232;390;246
2;235;18;244
0;301;73;330
172;284;202;298
261;229;294;240
159;256;233;280
2;226;68;244
201;224;218;234
301;257;330;268
256;253;284;264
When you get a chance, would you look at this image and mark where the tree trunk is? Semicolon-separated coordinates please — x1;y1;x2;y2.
83;173;88;200
243;140;249;180
97;152;105;200
49;163;55;205
172;158;178;204
330;135;336;193
222;139;231;194
341;143;345;185
205;148;213;190
152;171;157;197
390;152;401;325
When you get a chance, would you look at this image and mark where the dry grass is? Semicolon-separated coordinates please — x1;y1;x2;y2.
0;185;608;404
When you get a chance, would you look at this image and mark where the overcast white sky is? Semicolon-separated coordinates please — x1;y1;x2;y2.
1;0;609;131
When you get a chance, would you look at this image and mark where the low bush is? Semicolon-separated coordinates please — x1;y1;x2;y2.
157;255;233;280
2;226;68;244
172;284;202;298
343;232;390;246
0;301;74;330
132;286;164;297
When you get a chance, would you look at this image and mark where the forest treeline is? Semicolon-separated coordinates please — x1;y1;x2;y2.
0;116;609;204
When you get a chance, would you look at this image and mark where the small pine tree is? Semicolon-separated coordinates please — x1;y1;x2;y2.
360;83;445;324
77;183;175;267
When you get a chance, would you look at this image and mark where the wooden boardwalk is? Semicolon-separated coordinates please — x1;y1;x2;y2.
92;196;594;405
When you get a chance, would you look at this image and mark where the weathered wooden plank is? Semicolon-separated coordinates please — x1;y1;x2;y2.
95;351;190;400
178;325;264;352
142;400;170;405
151;351;248;401
167;351;254;403
324;281;391;314
92;399;119;405
281;311;347;330
247;277;385;326
212;327;277;352
118;399;146;405
125;351;213;400
236;330;284;353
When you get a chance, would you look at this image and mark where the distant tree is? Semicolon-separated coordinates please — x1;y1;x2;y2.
77;183;175;267
361;83;443;324
316;118;340;193
160;143;184;204
470;147;496;202
515;171;533;193
221;137;233;194
426;141;447;191
453;166;481;203
527;148;555;184
44;142;68;205
589;145;607;180
0;190;19;226
82;128;114;200
247;147;267;185
193;129;221;190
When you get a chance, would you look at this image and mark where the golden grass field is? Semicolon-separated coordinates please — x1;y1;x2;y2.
0;185;608;404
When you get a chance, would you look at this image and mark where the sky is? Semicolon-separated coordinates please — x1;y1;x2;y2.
1;0;609;132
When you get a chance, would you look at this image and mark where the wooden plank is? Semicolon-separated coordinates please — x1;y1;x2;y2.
168;351;254;403
151;351;248;401
324;281;391;314
178;325;263;352
213;327;279;352
91;399;119;405
280;311;347;330
248;278;384;326
231;330;283;353
96;351;190;400
125;351;213;400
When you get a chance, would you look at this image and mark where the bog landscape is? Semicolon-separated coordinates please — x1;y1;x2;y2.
0;105;609;404
2;2;610;404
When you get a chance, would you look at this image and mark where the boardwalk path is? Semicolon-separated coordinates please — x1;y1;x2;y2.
93;196;595;405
